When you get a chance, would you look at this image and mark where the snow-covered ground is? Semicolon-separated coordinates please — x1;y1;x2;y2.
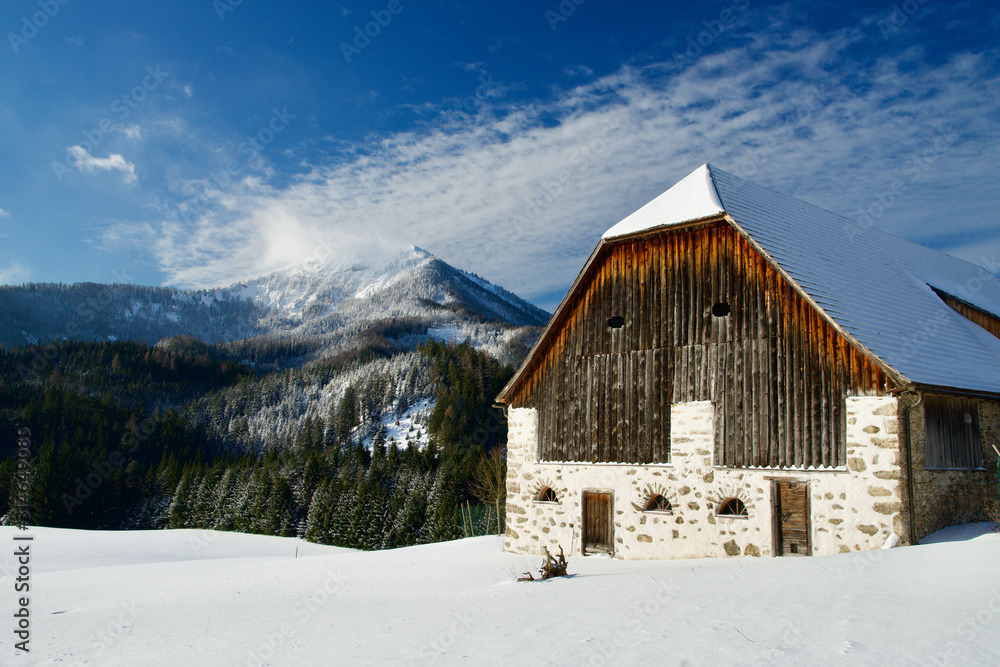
3;524;999;665
364;397;434;450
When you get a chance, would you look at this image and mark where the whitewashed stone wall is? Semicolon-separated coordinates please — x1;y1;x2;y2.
504;396;906;559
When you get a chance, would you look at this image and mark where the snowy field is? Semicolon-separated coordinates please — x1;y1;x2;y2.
2;524;999;666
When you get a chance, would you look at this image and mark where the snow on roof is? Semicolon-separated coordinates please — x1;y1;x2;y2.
605;164;1000;395
602;164;724;239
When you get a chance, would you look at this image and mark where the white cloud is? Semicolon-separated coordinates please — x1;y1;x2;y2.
121;124;143;140
99;220;156;250
0;208;9;218
0;261;30;285
68;146;137;184
564;65;594;78
183;84;193;98
150;22;1000;310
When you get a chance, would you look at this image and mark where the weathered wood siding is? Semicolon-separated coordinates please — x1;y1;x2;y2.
773;480;810;556
582;491;614;554
938;293;1000;341
508;220;889;468
924;394;983;469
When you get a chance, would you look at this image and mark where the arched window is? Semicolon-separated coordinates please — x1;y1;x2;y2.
537;487;558;503
644;494;672;513
717;497;748;517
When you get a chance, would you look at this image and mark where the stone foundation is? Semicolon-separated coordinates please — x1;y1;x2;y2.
504;396;907;560
898;394;1000;542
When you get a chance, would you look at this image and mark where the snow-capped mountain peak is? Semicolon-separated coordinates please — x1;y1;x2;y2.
0;246;549;354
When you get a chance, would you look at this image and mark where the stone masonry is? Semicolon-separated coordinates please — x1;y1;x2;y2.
897;394;1000;542
504;396;909;560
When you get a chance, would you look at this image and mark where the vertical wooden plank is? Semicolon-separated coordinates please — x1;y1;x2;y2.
648;348;656;463
637;350;646;463
790;292;801;467
783;285;794;467
819;324;830;468
592;355;600;464
625;351;635;463
597;355;606;464
672;232;680;348
585;357;594;463
686;233;696;347
613;352;622;462
810;310;822;469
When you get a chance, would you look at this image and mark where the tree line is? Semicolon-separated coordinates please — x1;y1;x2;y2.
0;337;510;547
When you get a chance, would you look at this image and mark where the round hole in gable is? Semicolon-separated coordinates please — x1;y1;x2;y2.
712;302;731;317
607;315;625;329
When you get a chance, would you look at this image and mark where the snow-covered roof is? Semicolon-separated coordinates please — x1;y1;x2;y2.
603;164;1000;395
602;164;724;239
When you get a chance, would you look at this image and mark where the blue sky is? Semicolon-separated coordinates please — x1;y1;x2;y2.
1;0;998;311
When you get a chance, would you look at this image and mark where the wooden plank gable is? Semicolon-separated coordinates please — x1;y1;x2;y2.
505;220;889;468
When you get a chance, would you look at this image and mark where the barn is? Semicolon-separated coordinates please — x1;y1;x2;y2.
496;164;1000;559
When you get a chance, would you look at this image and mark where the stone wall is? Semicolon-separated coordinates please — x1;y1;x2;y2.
504;396;907;560
898;394;1000;542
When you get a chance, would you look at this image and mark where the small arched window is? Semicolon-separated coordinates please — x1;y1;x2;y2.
717;497;748;517
644;494;672;513
537;487;558;503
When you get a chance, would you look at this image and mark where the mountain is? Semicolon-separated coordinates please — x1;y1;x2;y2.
0;246;549;355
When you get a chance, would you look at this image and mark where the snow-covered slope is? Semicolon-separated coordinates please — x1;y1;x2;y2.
219;245;549;340
0;246;549;355
4;523;999;665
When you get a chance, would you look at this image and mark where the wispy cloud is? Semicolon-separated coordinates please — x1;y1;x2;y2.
564;64;593;78
147;22;1000;309
68;146;138;184
0;208;10;218
122;125;143;140
0;261;30;285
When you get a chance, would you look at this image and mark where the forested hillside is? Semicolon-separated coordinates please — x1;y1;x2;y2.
0;338;515;549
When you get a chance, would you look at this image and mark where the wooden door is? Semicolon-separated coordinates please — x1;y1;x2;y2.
773;481;810;556
583;491;614;555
